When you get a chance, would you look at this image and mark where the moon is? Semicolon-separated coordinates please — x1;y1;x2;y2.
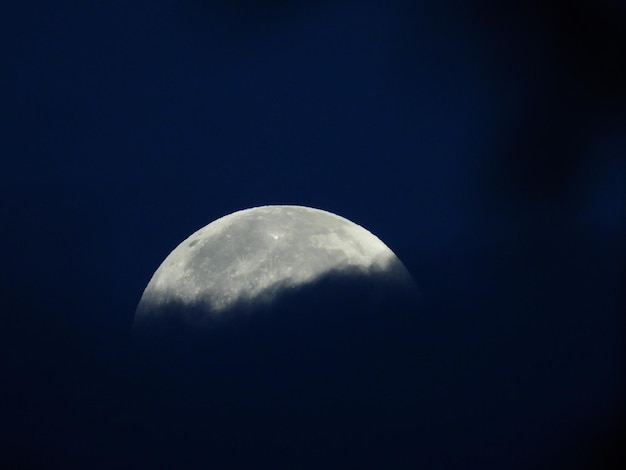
131;205;421;466
134;205;417;330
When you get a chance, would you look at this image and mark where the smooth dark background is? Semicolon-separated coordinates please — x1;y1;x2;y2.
1;0;625;468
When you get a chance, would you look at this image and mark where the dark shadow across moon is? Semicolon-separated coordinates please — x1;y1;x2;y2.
130;269;422;468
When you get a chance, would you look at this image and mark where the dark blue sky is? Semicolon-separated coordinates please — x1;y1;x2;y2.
1;1;625;468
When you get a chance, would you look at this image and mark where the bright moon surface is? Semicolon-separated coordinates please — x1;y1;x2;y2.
135;205;415;326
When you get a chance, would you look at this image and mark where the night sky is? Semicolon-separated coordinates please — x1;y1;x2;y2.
1;1;625;468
